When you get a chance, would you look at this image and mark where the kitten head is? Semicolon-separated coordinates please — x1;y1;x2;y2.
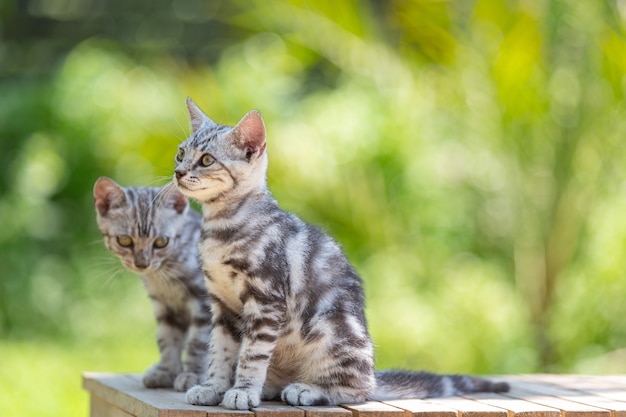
93;177;190;273
173;98;268;203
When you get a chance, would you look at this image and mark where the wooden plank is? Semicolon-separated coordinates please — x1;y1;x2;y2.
504;382;612;417
150;388;252;417
503;392;609;417
383;399;458;417
422;395;508;417
340;401;407;417
91;395;135;417
513;374;626;402
463;392;561;417
505;378;626;417
252;401;305;417
570;375;626;397
83;373;253;417
296;405;353;417
600;376;626;386
84;373;626;417
504;375;603;387
504;375;626;390
83;373;163;417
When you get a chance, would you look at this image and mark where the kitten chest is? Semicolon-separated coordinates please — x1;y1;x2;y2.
199;235;245;313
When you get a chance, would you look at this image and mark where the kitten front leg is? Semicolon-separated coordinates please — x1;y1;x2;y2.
222;295;285;410
186;302;239;406
143;303;184;388
174;302;212;391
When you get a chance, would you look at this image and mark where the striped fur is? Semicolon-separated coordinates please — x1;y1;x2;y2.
93;177;211;391
173;99;509;410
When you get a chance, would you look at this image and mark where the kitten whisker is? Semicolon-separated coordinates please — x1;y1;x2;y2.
151;182;179;211
87;254;123;270
89;259;122;270
87;238;112;248
148;176;173;187
172;114;190;143
93;265;127;290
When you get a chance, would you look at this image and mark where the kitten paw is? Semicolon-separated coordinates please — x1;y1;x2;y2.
281;383;329;406
222;388;261;410
142;365;179;388
173;372;201;392
185;385;224;406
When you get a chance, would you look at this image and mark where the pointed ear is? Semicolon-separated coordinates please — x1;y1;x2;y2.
232;110;266;161
162;185;188;214
186;97;215;134
94;177;126;216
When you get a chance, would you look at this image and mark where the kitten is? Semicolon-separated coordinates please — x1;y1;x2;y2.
93;177;211;392
173;98;509;409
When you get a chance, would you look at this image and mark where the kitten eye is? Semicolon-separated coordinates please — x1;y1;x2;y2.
200;154;215;167
176;148;185;162
154;237;169;248
117;235;133;247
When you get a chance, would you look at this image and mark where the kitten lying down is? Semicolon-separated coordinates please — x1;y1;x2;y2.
94;177;211;392
172;98;509;410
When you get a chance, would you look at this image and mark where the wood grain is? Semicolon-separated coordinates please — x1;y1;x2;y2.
83;373;626;417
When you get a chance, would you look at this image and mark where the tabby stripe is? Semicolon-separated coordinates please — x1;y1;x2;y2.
205;226;239;242
254;333;277;343
244;353;270;362
223;258;250;272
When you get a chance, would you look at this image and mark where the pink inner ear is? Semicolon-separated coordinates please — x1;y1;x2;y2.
94;178;125;216
94;196;110;216
170;190;188;214
235;110;266;152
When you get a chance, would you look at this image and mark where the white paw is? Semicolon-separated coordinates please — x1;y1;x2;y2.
173;372;200;392
281;383;327;406
222;388;261;410
185;385;224;406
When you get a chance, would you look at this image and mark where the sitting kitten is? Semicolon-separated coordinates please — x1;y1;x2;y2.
173;99;509;409
93;177;211;391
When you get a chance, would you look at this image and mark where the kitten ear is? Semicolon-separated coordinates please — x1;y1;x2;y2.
93;177;127;216
186;97;216;134
232;110;266;161
162;185;188;214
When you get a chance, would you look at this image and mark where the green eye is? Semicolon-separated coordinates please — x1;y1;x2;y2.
117;235;133;247
200;154;215;167
176;148;185;162
154;237;169;248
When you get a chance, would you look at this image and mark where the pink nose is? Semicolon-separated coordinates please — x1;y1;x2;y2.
175;170;186;179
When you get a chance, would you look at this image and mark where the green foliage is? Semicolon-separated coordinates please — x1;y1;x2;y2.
3;1;626;415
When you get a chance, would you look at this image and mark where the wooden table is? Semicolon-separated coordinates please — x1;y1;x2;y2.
83;373;626;417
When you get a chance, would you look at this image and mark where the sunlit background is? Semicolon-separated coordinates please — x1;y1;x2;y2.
3;0;626;415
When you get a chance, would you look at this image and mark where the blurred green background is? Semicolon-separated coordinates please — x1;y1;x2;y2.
3;0;626;415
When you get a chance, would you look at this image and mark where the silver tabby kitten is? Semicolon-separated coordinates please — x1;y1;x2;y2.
173;99;509;410
93;177;211;391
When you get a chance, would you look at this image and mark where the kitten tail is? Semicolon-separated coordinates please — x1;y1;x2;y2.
371;370;509;401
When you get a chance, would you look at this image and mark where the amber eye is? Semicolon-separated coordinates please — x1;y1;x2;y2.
117;235;133;247
176;148;185;162
200;154;215;167
154;237;169;248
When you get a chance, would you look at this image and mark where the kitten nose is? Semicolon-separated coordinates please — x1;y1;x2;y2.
175;169;186;180
134;253;150;269
134;260;149;270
